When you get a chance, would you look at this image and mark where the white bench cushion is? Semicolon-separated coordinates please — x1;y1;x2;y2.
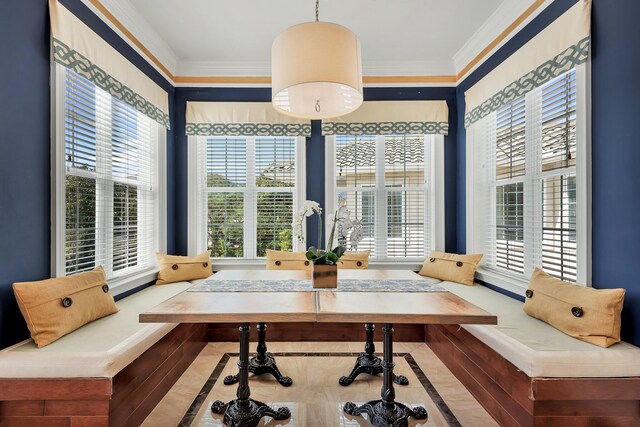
440;281;640;378
0;282;193;379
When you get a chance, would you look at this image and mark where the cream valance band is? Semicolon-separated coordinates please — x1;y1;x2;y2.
322;101;449;136
185;102;311;137
50;0;170;129
464;0;591;128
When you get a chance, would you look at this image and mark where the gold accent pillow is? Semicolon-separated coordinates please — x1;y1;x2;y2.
418;251;483;286
12;266;119;348
265;249;311;270
523;268;625;348
156;251;212;285
339;250;370;269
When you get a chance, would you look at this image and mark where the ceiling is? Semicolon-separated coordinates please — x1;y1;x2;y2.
94;0;543;80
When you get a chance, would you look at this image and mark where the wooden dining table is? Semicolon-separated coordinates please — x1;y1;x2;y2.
139;269;497;427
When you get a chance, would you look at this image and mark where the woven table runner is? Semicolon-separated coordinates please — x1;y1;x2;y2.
188;278;444;293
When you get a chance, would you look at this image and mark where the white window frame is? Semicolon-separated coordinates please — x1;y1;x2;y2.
51;64;167;295
325;134;445;270
187;135;306;268
466;62;591;294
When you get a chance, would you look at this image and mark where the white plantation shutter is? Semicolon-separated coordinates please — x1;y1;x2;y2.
468;68;584;284
537;70;578;281
331;134;435;260
61;65;159;279
495;96;526;275
194;136;303;259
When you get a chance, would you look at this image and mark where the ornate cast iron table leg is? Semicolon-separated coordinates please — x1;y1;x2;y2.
212;323;290;427
343;323;427;427
224;322;293;387
339;323;409;386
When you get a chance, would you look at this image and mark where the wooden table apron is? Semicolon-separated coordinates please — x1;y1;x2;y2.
139;270;497;427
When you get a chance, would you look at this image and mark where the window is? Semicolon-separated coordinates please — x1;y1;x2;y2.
189;136;305;259
326;134;444;261
53;65;165;282
467;66;589;289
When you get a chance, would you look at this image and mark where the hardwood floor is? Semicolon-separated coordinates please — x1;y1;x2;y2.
142;342;497;427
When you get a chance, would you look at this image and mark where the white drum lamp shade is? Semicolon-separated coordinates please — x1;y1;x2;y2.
272;21;363;119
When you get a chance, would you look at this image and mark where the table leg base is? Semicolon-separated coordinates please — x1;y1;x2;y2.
223;352;293;387
343;400;427;427
211;398;291;427
339;352;409;386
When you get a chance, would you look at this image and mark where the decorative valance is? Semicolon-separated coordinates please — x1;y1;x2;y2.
185;102;312;137
49;0;170;128
464;0;591;128
322;101;449;136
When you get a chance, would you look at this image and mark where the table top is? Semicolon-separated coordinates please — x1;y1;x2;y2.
139;269;497;325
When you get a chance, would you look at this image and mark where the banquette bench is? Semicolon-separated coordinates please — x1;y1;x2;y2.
0;281;206;427
0;275;638;426
429;281;640;426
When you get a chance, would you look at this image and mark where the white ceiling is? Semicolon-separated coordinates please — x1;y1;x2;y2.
94;0;542;78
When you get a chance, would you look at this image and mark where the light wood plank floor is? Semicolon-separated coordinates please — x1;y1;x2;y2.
142;342;498;427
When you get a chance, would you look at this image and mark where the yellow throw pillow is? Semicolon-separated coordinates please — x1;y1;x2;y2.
339;250;370;269
265;249;312;270
156;251;212;285
12;267;119;348
523;268;625;348
418;251;483;286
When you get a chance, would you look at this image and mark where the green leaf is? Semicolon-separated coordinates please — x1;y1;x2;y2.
326;251;338;262
332;246;346;258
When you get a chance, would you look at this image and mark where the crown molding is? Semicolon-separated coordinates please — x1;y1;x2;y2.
175;61;271;77
454;0;554;80
80;0;179;78
175;59;454;78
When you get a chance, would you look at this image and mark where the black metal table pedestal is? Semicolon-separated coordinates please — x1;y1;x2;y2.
224;322;293;387
343;323;427;427
339;323;409;386
212;323;291;427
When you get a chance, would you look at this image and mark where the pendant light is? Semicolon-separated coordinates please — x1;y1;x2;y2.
271;0;363;119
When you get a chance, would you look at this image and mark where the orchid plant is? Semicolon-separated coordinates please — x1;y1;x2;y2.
293;200;364;265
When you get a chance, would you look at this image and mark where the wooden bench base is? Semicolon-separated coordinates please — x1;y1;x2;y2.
425;324;640;426
0;323;208;427
208;322;425;342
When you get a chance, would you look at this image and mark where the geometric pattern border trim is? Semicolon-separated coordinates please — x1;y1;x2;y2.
186;122;312;137
465;36;590;128
53;38;170;129
322;121;449;136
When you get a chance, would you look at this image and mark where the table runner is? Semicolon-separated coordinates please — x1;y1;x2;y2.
188;278;444;293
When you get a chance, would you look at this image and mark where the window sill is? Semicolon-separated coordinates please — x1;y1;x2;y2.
109;268;158;296
475;268;528;296
210;259;423;272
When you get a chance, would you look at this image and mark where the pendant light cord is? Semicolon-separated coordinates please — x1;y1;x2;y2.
315;0;319;21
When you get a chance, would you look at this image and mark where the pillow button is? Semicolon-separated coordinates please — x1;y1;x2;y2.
275;260;282;266
304;261;310;266
456;261;463;267
102;284;109;293
572;307;584;317
525;290;533;298
171;264;179;270
356;261;362;267
203;262;209;268
429;258;436;263
62;297;73;308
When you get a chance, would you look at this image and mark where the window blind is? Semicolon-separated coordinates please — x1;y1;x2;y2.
63;66;158;278
333;134;431;260
202;136;299;259
469;69;581;283
538;70;578;281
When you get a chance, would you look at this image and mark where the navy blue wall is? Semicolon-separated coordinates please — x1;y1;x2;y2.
173;87;457;255
0;0;174;348
455;0;640;345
